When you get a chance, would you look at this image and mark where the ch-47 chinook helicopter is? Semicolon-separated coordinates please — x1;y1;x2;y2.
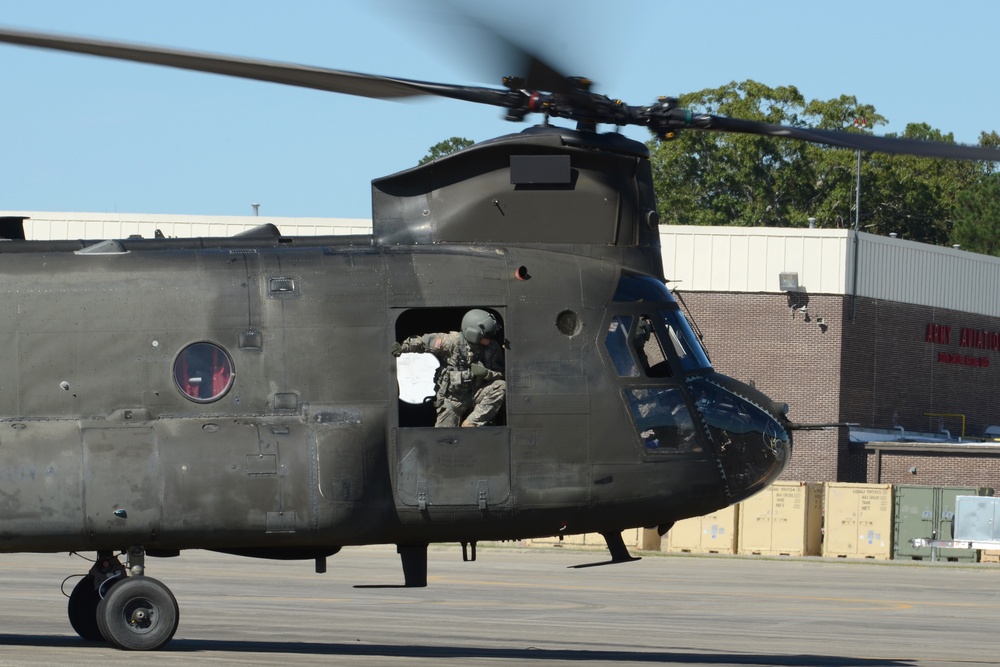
2;25;1000;652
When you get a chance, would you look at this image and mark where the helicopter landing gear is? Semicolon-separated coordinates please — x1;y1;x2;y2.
67;547;180;650
568;531;641;569
67;550;125;642
96;574;179;650
397;543;428;587
67;575;104;641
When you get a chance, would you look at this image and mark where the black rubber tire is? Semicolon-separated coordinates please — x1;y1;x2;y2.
96;576;179;651
67;575;104;642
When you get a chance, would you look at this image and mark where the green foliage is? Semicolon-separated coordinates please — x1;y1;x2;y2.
951;173;1000;256
648;81;998;248
861;124;976;244
420;137;475;165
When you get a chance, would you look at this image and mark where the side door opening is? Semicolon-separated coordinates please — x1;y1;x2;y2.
390;306;511;512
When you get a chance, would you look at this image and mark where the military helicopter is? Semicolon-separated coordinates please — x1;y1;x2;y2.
1;24;999;652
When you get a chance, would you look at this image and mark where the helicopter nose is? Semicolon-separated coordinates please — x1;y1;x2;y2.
687;374;791;503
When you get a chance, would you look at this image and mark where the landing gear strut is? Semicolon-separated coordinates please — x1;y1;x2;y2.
397;543;428;587
67;546;180;650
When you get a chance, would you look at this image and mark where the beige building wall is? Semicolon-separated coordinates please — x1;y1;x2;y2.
0;211;373;240
660;225;1000;319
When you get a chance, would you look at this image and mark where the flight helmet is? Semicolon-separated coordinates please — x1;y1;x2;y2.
462;309;498;344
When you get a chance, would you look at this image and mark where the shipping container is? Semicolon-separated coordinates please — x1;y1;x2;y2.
664;515;704;552
739;482;823;556
665;505;739;554
894;485;992;561
823;483;893;559
639;527;664;551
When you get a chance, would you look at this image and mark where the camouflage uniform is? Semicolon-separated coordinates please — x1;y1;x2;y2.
399;331;505;427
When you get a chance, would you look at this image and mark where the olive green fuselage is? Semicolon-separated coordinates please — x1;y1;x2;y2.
0;128;788;557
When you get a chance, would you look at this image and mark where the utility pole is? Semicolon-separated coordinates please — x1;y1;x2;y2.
850;117;865;321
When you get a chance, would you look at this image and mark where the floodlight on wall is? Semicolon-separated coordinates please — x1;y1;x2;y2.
779;272;799;292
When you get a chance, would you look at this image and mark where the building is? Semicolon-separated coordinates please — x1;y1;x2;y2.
5;211;1000;489
661;225;1000;490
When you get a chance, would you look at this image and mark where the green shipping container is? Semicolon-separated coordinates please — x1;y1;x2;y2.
894;485;993;561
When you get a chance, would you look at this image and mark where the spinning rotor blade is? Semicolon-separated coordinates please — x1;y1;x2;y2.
675;112;1000;162
2;25;999;163
0;26;512;107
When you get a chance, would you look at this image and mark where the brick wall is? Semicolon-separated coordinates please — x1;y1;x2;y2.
675;291;843;482
842;297;1000;437
862;450;1000;491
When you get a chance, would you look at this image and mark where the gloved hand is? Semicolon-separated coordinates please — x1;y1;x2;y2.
390;342;403;357
470;362;488;378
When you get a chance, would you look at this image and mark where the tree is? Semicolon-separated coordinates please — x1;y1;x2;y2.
858;123;982;244
800;96;886;230
951;173;1000;256
420;137;475;164
649;81;883;229
647;81;998;247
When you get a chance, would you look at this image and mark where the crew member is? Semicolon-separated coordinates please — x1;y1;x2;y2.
391;309;505;427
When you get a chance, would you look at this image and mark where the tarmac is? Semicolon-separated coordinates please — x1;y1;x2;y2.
0;544;997;666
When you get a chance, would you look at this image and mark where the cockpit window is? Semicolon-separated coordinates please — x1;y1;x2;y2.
661;309;712;371
624;386;701;453
634;314;672;377
605;315;639;377
610;272;712;373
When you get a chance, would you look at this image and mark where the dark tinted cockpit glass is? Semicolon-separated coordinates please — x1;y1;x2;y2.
605;315;639;377
624;386;701;453
613;273;711;372
633;314;672;377
661;309;711;371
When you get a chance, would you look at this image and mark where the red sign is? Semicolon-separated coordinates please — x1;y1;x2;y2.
959;328;1000;351
937;352;990;368
926;323;996;369
925;323;951;345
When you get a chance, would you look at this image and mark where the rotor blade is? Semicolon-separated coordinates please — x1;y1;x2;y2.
692;114;1000;162
0;26;513;108
444;12;574;94
385;1;576;95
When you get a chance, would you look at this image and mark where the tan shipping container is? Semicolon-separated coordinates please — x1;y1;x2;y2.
738;482;823;556
823;483;893;560
664;515;704;552
665;505;739;554
640;527;664;551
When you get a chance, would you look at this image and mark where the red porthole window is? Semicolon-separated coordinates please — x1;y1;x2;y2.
174;342;234;403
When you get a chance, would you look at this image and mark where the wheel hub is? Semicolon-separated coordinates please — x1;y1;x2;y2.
123;599;155;632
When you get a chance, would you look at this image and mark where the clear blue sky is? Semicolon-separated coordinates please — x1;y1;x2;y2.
2;1;998;220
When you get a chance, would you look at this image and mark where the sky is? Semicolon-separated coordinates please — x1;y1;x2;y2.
2;1;999;221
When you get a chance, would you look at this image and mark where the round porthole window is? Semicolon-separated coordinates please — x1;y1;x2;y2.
556;309;582;337
173;342;235;403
